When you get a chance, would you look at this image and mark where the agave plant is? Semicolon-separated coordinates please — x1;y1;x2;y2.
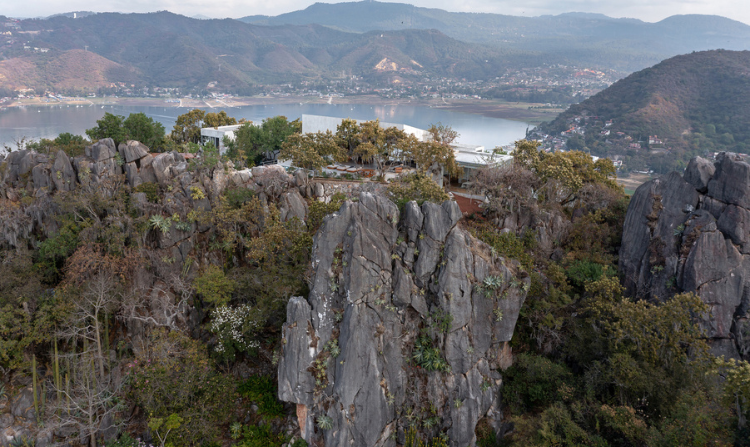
483;275;504;290
148;214;172;234
317;415;334;430
230;421;243;440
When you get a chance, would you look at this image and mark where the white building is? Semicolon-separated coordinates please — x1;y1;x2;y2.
299;114;510;180
200;124;243;154
453;144;513;182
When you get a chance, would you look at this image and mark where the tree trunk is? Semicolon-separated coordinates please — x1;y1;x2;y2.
94;315;105;379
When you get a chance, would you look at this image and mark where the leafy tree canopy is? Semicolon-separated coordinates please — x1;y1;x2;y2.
86;112;165;149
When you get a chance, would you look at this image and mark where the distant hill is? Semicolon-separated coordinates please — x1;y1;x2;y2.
540;50;750;170
0;11;545;92
239;1;750;71
0;49;136;91
45;11;97;19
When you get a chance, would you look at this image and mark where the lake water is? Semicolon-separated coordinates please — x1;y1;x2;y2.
0;103;530;153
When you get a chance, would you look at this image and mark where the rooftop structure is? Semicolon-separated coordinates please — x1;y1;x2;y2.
301;114;429;142
200;124;243;154
293;116;513;182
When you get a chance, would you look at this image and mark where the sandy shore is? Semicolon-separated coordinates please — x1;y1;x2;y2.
5;95;563;123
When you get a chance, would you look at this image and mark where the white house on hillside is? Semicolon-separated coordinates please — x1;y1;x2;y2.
201;124;243;154
299;115;507;179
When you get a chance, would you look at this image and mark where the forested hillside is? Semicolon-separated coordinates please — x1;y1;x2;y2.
1;107;750;445
538;50;750;172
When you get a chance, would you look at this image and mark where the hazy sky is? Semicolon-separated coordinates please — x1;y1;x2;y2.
3;0;750;25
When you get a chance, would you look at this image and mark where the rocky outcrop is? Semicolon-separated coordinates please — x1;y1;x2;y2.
278;193;529;447
620;153;750;359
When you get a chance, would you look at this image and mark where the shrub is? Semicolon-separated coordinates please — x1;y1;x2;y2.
565;259;606;290
126;330;235;446
388;172;449;210
307;192;347;233
209;304;263;361
190;186;206;201
223;186;255;210
501;353;573;414
194;265;236;307
238;375;285;418
35;218;83;283
235;424;287;447
135;182;160;203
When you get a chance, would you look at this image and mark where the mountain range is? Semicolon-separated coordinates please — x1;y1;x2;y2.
240;1;750;71
1;2;750;93
0;11;544;93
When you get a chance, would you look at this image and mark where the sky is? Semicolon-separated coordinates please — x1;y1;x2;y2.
2;0;749;25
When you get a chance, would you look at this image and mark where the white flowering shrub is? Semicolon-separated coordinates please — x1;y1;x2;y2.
210;304;263;361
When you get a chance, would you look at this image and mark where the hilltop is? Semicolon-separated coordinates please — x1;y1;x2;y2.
535;50;750;173
240;1;750;71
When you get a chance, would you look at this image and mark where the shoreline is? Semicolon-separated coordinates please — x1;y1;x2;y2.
3;95;564;124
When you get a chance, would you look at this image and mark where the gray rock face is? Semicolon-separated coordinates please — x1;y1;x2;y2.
279;194;528;447
52;150;76;192
10;388;34;421
279;190;308;223
86;139;117;161
684;156;715;193
118;140;150;163
620;152;750;359
620;172;700;299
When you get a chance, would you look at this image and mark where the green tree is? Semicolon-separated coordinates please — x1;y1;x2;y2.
336;118;361;155
202;111;237;128
355;120;408;179
123;112;165;150
227;116;300;166
171;109;206;144
85;112;126;146
514;139;619;206
194;265;236;307
279;131;347;172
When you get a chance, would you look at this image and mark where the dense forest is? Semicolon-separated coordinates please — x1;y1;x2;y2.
1;111;750;446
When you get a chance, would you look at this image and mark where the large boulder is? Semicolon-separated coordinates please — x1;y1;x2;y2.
86;138;117;161
52;150;76;192
684;156;715;193
118;140;150;164
279;190;308;223
279;194;528;447
151;153;177;186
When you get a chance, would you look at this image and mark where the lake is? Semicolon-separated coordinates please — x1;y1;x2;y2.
0;103;531;153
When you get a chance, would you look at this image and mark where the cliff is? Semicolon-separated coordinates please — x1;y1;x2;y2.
620;152;750;359
278;194;529;446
